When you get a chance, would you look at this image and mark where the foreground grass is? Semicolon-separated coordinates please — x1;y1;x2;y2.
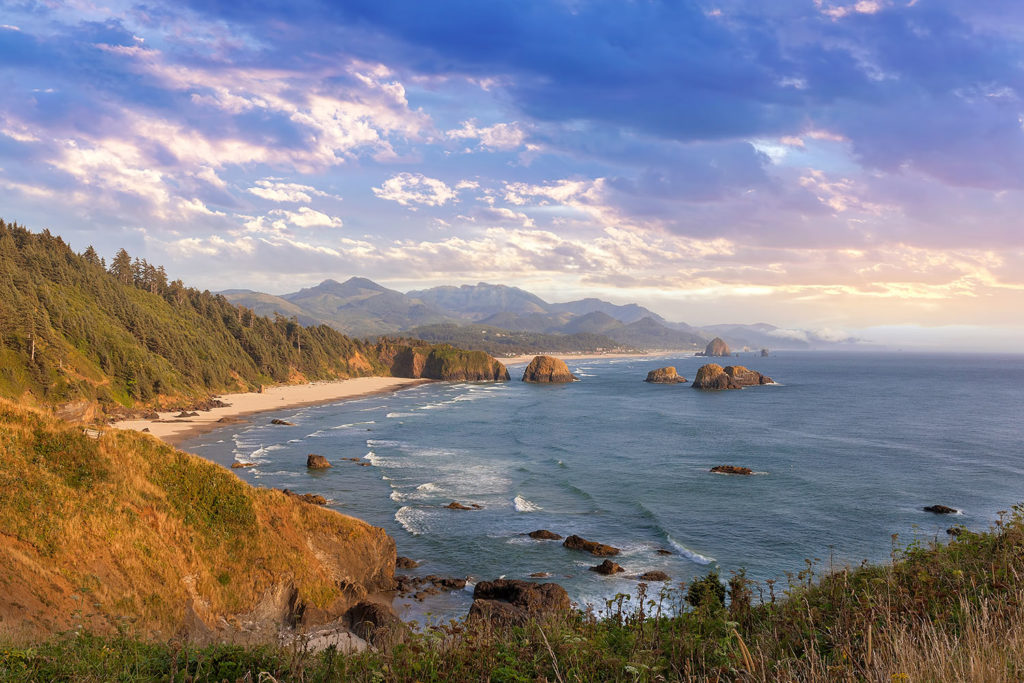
4;508;1024;682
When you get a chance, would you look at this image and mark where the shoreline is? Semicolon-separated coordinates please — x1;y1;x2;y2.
112;376;432;446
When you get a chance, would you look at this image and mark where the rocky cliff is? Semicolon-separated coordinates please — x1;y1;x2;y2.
378;341;510;381
522;355;578;383
724;365;773;386
0;399;395;644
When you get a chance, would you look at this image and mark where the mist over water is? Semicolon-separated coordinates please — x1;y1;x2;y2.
183;352;1024;623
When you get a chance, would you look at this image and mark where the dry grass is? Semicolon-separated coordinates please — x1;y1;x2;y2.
0;398;394;643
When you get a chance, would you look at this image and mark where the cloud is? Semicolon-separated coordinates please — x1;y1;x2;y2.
270;207;343;228
373;172;458;207
247;178;330;203
446;119;526;150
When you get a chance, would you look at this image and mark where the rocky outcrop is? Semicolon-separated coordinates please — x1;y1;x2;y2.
638;570;670;581
761;348;769;357
345;601;408;650
394;574;468;601
692;364;772;390
710;465;753;475
271;418;295;426
468;579;571;625
924;505;958;514
522;355;578;383
395;556;420;569
282;489;327;505
702;337;731;357
306;454;331;469
384;343;510;381
445;501;482;510
644;367;687;384
563;534;620;556
724;365;773;386
692;364;741;390
528;529;563;540
590;559;624;575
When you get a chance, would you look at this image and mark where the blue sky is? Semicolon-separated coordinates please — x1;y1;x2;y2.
1;0;1022;347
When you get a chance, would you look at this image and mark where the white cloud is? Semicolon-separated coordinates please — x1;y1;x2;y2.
248;178;330;203
446;119;527;151
373;172;458;207
270;207;344;228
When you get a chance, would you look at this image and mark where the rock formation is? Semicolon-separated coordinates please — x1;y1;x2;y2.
395;556;420;569
924;505;958;514
724;365;773;386
445;501;481;510
692;364;772;390
381;342;510;381
271;418;295;426
702;337;731;357
306;454;331;469
468;579;571;625
282;489;327;505
710;465;753;475
590;559;625;575
345;601;408;650
761;348;769;357
563;534;620;556
522;355;578;383
638;571;671;581
644;367;687;384
528;529;563;540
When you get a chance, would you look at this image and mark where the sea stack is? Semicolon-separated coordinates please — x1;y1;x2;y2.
644;367;687;384
522;355;578;383
703;337;731;357
724;365;773;386
692;364;741;390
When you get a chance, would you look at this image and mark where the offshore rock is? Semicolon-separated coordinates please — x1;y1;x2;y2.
724;365;773;386
710;465;753;475
924;505;958;514
638;571;671;581
468;579;570;625
692;364;741;390
522;355;578;383
271;419;295;426
306;454;332;469
703;337;731;357
644;367;687;384
528;529;563;540
445;501;481;510
590;559;625;575
383;342;510;381
282;489;327;505
563;534;620;557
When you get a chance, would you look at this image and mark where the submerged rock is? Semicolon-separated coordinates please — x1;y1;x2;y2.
710;465;753;475
445;501;481;510
638;570;671;582
522;355;578;383
644;367;687;384
590;559;625;575
563;534;620;557
306;454;331;469
468;579;570;625
271;419;295;426
924;504;958;514
528;529;563;540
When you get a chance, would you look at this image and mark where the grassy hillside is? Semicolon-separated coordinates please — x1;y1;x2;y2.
0;399;394;643
4;503;1022;680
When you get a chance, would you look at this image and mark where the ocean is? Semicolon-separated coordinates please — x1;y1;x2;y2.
181;352;1024;624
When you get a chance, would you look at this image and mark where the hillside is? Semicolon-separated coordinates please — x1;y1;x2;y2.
0;399;394;643
403;323;632;357
0;221;507;417
407;282;550;319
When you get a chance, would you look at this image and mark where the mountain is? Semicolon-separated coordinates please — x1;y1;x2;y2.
604;317;706;350
550;298;664;324
225;277;458;338
407;283;550;319
0;221;506;415
559;311;624;335
405;323;632;357
478;311;575;333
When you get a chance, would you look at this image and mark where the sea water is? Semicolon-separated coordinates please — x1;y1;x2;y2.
181;352;1024;622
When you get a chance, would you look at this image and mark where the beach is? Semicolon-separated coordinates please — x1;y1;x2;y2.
112;376;430;445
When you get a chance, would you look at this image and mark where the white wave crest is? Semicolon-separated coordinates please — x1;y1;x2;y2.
667;535;715;565
395;506;430;536
513;495;542;512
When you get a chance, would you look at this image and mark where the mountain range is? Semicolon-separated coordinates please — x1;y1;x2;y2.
223;278;855;354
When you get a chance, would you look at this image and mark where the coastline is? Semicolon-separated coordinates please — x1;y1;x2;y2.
112;376;432;446
500;350;666;365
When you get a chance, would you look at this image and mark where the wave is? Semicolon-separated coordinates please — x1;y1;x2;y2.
667;535;715;565
330;420;376;430
416;482;439;492
513;495;542;512
395;506;430;536
386;412;416;419
367;439;401;448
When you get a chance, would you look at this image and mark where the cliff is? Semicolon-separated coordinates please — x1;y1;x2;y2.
0;399;395;643
377;340;509;381
522;355;578;383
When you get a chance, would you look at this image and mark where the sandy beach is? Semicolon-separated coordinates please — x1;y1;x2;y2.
112;376;430;446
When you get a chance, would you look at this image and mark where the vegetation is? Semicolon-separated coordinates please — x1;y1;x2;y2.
403;322;634;357
4;486;1023;680
0;399;391;640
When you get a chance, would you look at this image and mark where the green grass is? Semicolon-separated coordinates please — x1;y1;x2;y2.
5;508;1024;681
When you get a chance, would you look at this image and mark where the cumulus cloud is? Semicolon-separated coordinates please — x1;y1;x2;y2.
247;179;330;203
446;119;526;150
373;172;458;207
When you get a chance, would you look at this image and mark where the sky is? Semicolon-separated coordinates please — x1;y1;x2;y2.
1;0;1022;348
